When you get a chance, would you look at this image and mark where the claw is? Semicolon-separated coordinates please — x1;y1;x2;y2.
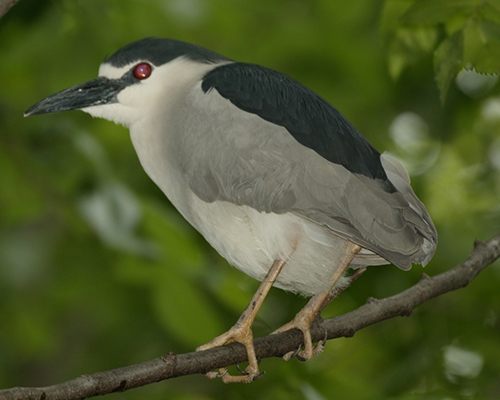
312;327;328;355
235;363;247;375
235;358;263;376
308;329;328;358
217;369;228;378
253;370;266;381
196;323;260;383
283;343;302;361
273;298;328;362
206;368;228;379
283;335;326;362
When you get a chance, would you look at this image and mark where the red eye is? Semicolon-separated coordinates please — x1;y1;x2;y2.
133;63;152;79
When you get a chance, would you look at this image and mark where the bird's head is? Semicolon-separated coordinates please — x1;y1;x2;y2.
25;38;230;127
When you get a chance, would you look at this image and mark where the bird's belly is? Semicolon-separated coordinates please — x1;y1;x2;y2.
128;131;389;296
186;197;364;296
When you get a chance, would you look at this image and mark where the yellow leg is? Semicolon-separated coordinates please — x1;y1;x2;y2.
273;242;361;361
196;259;287;383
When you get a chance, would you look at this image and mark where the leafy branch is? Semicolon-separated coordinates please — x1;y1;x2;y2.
381;0;500;103
1;235;499;400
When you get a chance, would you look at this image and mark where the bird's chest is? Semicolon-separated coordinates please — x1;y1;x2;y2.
128;102;350;297
129;115;283;253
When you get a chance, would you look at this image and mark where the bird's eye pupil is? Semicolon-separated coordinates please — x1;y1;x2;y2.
133;63;152;80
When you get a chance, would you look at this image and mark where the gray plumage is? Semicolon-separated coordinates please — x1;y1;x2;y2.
25;38;437;296
175;84;435;271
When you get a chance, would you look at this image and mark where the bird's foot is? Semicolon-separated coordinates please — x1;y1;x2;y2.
196;323;263;383
196;260;288;383
272;312;326;361
292;329;328;361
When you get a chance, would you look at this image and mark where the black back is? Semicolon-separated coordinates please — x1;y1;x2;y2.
202;63;389;182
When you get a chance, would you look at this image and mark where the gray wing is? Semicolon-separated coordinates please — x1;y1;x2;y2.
181;102;436;270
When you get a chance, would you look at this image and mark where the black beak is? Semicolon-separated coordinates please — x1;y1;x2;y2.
25;77;126;117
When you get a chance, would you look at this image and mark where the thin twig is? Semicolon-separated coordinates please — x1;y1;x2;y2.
0;0;20;19
1;235;499;400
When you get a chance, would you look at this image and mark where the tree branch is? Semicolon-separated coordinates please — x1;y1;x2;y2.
0;0;20;19
1;235;499;400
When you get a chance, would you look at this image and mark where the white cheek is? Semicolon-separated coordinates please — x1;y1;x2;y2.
79;80;157;127
116;83;147;107
82;102;138;127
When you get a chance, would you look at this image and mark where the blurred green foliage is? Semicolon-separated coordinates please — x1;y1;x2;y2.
381;0;500;102
0;0;499;399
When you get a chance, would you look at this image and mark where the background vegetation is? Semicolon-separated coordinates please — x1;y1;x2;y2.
1;0;499;399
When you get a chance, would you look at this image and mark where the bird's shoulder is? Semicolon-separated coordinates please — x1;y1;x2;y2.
201;62;387;181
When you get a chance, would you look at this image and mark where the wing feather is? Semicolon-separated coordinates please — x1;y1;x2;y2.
179;64;437;269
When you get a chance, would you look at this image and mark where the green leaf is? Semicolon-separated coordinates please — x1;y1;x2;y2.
385;26;438;79
387;45;411;80
463;19;500;74
434;30;464;104
401;0;482;24
479;0;500;24
380;0;415;36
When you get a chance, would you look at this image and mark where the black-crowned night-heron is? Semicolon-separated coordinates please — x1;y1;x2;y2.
25;38;437;383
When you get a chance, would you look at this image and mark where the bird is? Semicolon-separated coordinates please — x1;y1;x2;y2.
25;37;437;383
